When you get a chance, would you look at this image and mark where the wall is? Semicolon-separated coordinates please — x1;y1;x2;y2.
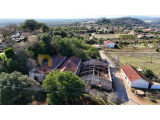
151;84;160;89
131;78;149;89
106;43;115;48
81;75;112;90
121;68;131;86
29;69;46;82
75;59;81;75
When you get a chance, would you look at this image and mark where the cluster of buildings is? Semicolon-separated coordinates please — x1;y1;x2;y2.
29;54;113;91
29;52;160;91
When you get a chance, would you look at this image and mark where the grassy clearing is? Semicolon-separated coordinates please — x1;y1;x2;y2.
94;34;128;39
106;47;156;53
107;52;160;77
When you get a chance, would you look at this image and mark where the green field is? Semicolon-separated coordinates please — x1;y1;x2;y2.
107;52;160;77
94;34;128;39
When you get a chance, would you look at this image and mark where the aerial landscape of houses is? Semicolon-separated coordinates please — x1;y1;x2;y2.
1;6;160;106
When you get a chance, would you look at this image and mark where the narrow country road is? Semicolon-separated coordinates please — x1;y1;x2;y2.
99;50;137;105
89;33;94;40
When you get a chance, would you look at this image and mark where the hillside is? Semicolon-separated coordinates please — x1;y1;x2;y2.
96;17;150;27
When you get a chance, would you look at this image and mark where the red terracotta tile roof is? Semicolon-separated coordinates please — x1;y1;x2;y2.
138;34;143;36
104;40;114;44
59;56;81;74
131;31;135;33
33;54;66;74
121;64;150;82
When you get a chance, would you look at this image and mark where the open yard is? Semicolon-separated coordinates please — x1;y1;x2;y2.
106;52;160;78
94;34;128;39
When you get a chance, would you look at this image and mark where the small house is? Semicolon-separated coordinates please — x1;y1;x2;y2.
121;64;151;89
104;40;115;48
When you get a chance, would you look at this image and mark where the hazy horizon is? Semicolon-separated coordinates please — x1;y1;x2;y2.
0;15;160;19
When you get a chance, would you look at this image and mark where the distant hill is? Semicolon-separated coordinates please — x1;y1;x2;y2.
0;18;100;27
124;15;160;21
96;17;150;27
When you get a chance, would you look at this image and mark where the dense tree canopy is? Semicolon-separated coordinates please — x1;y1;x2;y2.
0;71;39;105
142;69;156;80
42;70;85;105
4;47;15;59
18;19;39;31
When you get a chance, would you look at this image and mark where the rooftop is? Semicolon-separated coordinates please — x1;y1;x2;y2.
33;54;66;74
59;56;81;73
104;40;114;44
121;64;150;82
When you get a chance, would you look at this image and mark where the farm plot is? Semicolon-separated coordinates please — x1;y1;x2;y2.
94;34;128;39
108;53;160;77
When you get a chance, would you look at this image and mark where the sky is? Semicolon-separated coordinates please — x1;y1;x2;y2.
0;0;160;19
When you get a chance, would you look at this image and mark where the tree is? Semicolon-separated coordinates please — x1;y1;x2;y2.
42;70;85;105
42;24;50;33
38;33;52;46
0;24;17;40
4;47;15;59
6;59;18;73
86;46;99;59
0;71;39;105
26;58;37;73
18;19;38;31
142;69;156;80
60;30;68;38
14;48;29;74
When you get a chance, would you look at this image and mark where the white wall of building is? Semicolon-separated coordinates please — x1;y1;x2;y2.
131;78;149;89
151;84;160;89
106;43;115;48
121;69;131;86
121;68;149;88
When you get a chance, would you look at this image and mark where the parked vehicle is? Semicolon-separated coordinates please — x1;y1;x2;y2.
21;37;27;42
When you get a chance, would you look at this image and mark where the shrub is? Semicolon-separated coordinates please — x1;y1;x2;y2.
156;48;159;52
4;47;15;59
131;88;136;93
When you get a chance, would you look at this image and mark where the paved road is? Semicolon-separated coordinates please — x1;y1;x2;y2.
99;50;136;105
89;33;94;40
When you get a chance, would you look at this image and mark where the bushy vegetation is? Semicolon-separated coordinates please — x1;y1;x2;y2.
54;37;100;59
4;47;15;59
42;70;85;105
142;69;157;81
18;19;50;33
0;71;39;105
117;35;137;40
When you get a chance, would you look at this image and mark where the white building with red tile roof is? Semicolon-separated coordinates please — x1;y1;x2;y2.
121;64;151;89
138;34;144;38
130;31;136;35
104;40;115;48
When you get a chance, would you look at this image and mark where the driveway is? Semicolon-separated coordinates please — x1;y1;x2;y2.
99;50;139;105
